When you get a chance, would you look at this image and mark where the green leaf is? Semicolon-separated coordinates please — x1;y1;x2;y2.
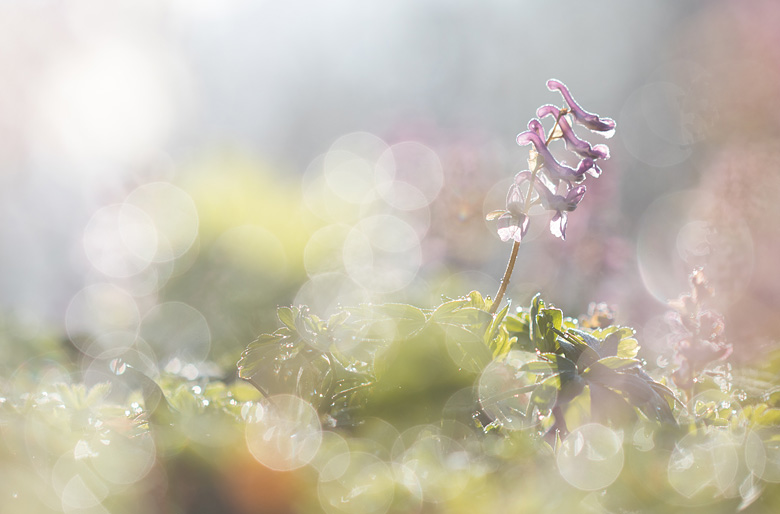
432;299;470;321
539;353;577;375
373;303;428;337
374;303;427;324
539;308;562;333
237;330;335;409
237;332;288;380
556;331;599;370
593;356;642;371
294;314;318;347
617;337;639;359
649;381;683;407
562;386;592;431
443;325;493;373
296;314;326;336
589;381;637;426
519;360;557;375
535;307;562;353
595;372;675;424
489;328;514;359
505;313;530;335
529;293;544;345
435;307;493;327
599;326;639;358
327;310;350;329
485;303;510;345
467;291;487;310
557;372;586;404
754;407;780;426
567;328;602;350
277;306;296;330
527;373;560;418
569;325;640;360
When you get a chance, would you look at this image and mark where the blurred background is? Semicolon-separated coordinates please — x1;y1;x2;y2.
2;0;779;372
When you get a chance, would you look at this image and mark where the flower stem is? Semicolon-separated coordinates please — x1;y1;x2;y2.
489;240;520;314
489;109;568;315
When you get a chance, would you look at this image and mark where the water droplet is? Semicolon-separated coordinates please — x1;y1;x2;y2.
109;358;127;375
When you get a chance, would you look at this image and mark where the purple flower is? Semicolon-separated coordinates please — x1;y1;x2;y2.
534;181;586;240
527;118;546;140
517;128;594;183
489;79;615;246
496;212;529;243
494;172;531;242
537;104;610;161
546;79;616;137
666;269;732;398
487;171;533;242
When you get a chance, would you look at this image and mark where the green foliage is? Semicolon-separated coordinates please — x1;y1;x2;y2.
229;292;780;511
499;294;678;431
3;291;780;513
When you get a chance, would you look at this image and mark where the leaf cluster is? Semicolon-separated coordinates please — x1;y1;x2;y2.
503;294;679;434
236;292;682;435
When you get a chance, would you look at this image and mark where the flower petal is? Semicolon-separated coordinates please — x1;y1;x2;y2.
534;182;585;213
546;79;616;137
564;184;587;208
527;118;545;140
549;211;568;240
592;144;610;160
537;104;611;161
505;183;524;216
496;212;529;242
517;129;592;183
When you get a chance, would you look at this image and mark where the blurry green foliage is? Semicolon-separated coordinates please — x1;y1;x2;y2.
3;291;780;513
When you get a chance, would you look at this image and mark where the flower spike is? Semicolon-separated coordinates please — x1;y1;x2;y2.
488;79;615;313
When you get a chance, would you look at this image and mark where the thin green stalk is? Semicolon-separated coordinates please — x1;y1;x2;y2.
489;240;520;315
489;109;568;315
